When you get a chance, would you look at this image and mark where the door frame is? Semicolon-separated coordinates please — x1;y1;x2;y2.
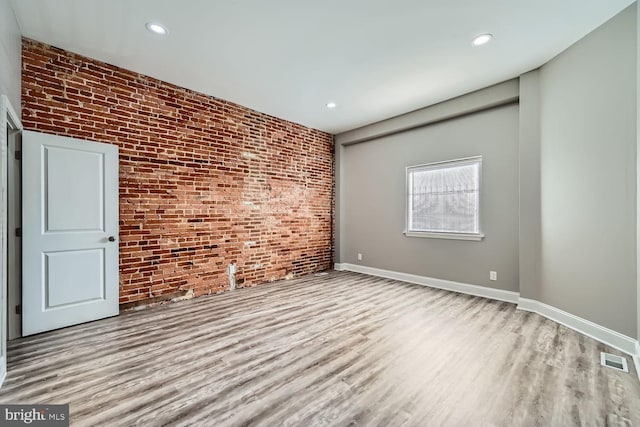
0;95;22;386
7;105;20;341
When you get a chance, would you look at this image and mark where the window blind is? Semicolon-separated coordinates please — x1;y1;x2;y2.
407;159;481;234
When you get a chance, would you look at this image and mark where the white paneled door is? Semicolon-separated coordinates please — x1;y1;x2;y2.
22;130;119;336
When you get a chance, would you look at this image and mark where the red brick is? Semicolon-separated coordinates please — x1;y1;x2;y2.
22;38;334;307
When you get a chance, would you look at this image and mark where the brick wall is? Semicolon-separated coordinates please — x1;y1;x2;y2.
22;38;334;307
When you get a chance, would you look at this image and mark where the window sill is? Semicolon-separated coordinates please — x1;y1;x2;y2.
403;231;485;241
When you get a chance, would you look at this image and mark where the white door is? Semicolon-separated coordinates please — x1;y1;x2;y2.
22;130;119;336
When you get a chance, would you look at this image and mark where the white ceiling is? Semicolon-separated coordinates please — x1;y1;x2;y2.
10;0;635;134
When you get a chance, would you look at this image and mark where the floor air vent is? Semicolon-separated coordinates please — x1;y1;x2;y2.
600;352;629;373
314;272;329;277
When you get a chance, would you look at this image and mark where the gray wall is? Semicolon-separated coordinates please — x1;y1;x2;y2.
336;4;638;340
637;0;640;344
518;70;541;300
0;0;21;113
538;4;637;337
342;104;520;292
334;141;345;263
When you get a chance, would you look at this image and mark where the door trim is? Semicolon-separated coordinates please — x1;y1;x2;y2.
0;95;22;387
7;113;20;340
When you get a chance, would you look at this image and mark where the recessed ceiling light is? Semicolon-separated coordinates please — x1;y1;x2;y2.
326;102;337;109
146;22;168;35
472;34;493;46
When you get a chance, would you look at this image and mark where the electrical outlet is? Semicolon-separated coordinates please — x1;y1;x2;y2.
490;271;497;281
357;253;363;261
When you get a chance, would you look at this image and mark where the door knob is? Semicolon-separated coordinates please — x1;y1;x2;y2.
108;236;116;242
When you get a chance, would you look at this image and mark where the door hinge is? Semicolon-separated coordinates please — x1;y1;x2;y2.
14;150;21;161
15;227;21;237
15;305;21;315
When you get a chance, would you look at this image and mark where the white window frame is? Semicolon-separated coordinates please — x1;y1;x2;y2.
404;156;484;241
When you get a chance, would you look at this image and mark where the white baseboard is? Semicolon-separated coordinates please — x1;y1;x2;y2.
334;263;347;271
334;262;640;378
335;263;519;303
517;298;637;358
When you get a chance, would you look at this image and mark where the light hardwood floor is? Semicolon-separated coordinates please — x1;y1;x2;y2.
1;271;639;426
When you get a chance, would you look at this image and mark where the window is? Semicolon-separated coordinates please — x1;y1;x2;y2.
405;156;483;241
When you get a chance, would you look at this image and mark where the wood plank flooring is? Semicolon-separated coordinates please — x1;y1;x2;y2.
1;271;639;426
